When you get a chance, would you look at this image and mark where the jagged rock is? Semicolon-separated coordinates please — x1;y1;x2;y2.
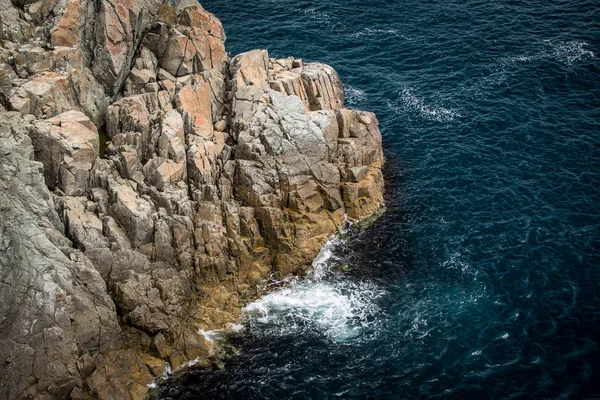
0;112;122;400
58;196;113;279
176;75;213;138
143;157;185;190
157;5;226;77
50;0;83;47
228;49;384;275
0;0;34;42
9;45;55;78
9;72;79;118
29;110;99;196
108;180;155;248
158;109;186;162
269;57;344;111
0;58;18;103
300;62;344;111
0;1;385;398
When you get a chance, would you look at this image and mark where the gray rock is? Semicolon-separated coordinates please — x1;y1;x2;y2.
0;112;121;400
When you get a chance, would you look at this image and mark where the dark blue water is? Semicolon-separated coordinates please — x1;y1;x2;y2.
162;1;600;398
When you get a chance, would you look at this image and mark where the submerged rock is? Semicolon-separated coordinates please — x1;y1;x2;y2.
0;1;385;398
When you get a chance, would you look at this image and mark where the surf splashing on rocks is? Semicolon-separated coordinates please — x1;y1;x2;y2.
243;238;386;342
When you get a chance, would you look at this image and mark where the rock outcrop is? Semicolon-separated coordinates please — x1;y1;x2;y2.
0;1;385;398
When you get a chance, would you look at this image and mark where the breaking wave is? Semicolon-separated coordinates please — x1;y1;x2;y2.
243;238;385;342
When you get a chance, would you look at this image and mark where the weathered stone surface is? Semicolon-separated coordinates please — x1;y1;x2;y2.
50;0;84;47
0;112;122;400
228;49;384;276
0;0;34;42
91;0;163;96
269;56;344;111
0;1;384;398
29;110;99;196
9;72;79;118
157;5;226;77
108;180;155;247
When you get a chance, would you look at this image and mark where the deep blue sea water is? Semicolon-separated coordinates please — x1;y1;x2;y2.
161;1;600;398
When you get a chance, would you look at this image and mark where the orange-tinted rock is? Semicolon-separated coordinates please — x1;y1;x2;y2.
9;72;79;118
176;76;213;138
0;1;384;398
50;0;82;47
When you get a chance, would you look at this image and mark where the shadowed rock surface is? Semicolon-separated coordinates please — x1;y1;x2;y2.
0;1;385;398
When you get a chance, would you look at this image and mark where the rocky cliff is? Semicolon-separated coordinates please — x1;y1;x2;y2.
0;0;385;398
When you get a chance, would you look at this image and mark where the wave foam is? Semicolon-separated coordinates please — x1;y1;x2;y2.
344;85;367;107
244;280;384;341
389;87;461;122
303;8;346;31
243;237;384;342
497;40;594;69
349;28;405;39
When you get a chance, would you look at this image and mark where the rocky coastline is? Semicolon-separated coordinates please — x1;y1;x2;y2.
0;0;385;398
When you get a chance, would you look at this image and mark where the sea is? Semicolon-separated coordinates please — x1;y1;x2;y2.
160;0;600;398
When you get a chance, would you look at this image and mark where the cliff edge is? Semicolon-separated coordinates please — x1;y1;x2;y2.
0;0;384;398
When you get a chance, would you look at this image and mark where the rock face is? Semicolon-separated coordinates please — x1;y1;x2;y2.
0;1;385;399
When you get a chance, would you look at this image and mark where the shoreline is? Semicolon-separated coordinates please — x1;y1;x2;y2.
151;207;387;395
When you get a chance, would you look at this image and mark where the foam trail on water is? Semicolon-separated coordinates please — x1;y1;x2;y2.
344;84;367;107
395;87;461;122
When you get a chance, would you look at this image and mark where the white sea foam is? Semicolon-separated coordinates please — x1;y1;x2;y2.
162;362;172;379
226;322;245;332
311;236;342;280
243;236;385;342
198;329;219;343
497;40;594;69
462;40;594;100
303;8;346;31
344;85;367;107
244;280;384;341
548;40;594;65
442;251;479;280
391;87;461;122
349;28;405;39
